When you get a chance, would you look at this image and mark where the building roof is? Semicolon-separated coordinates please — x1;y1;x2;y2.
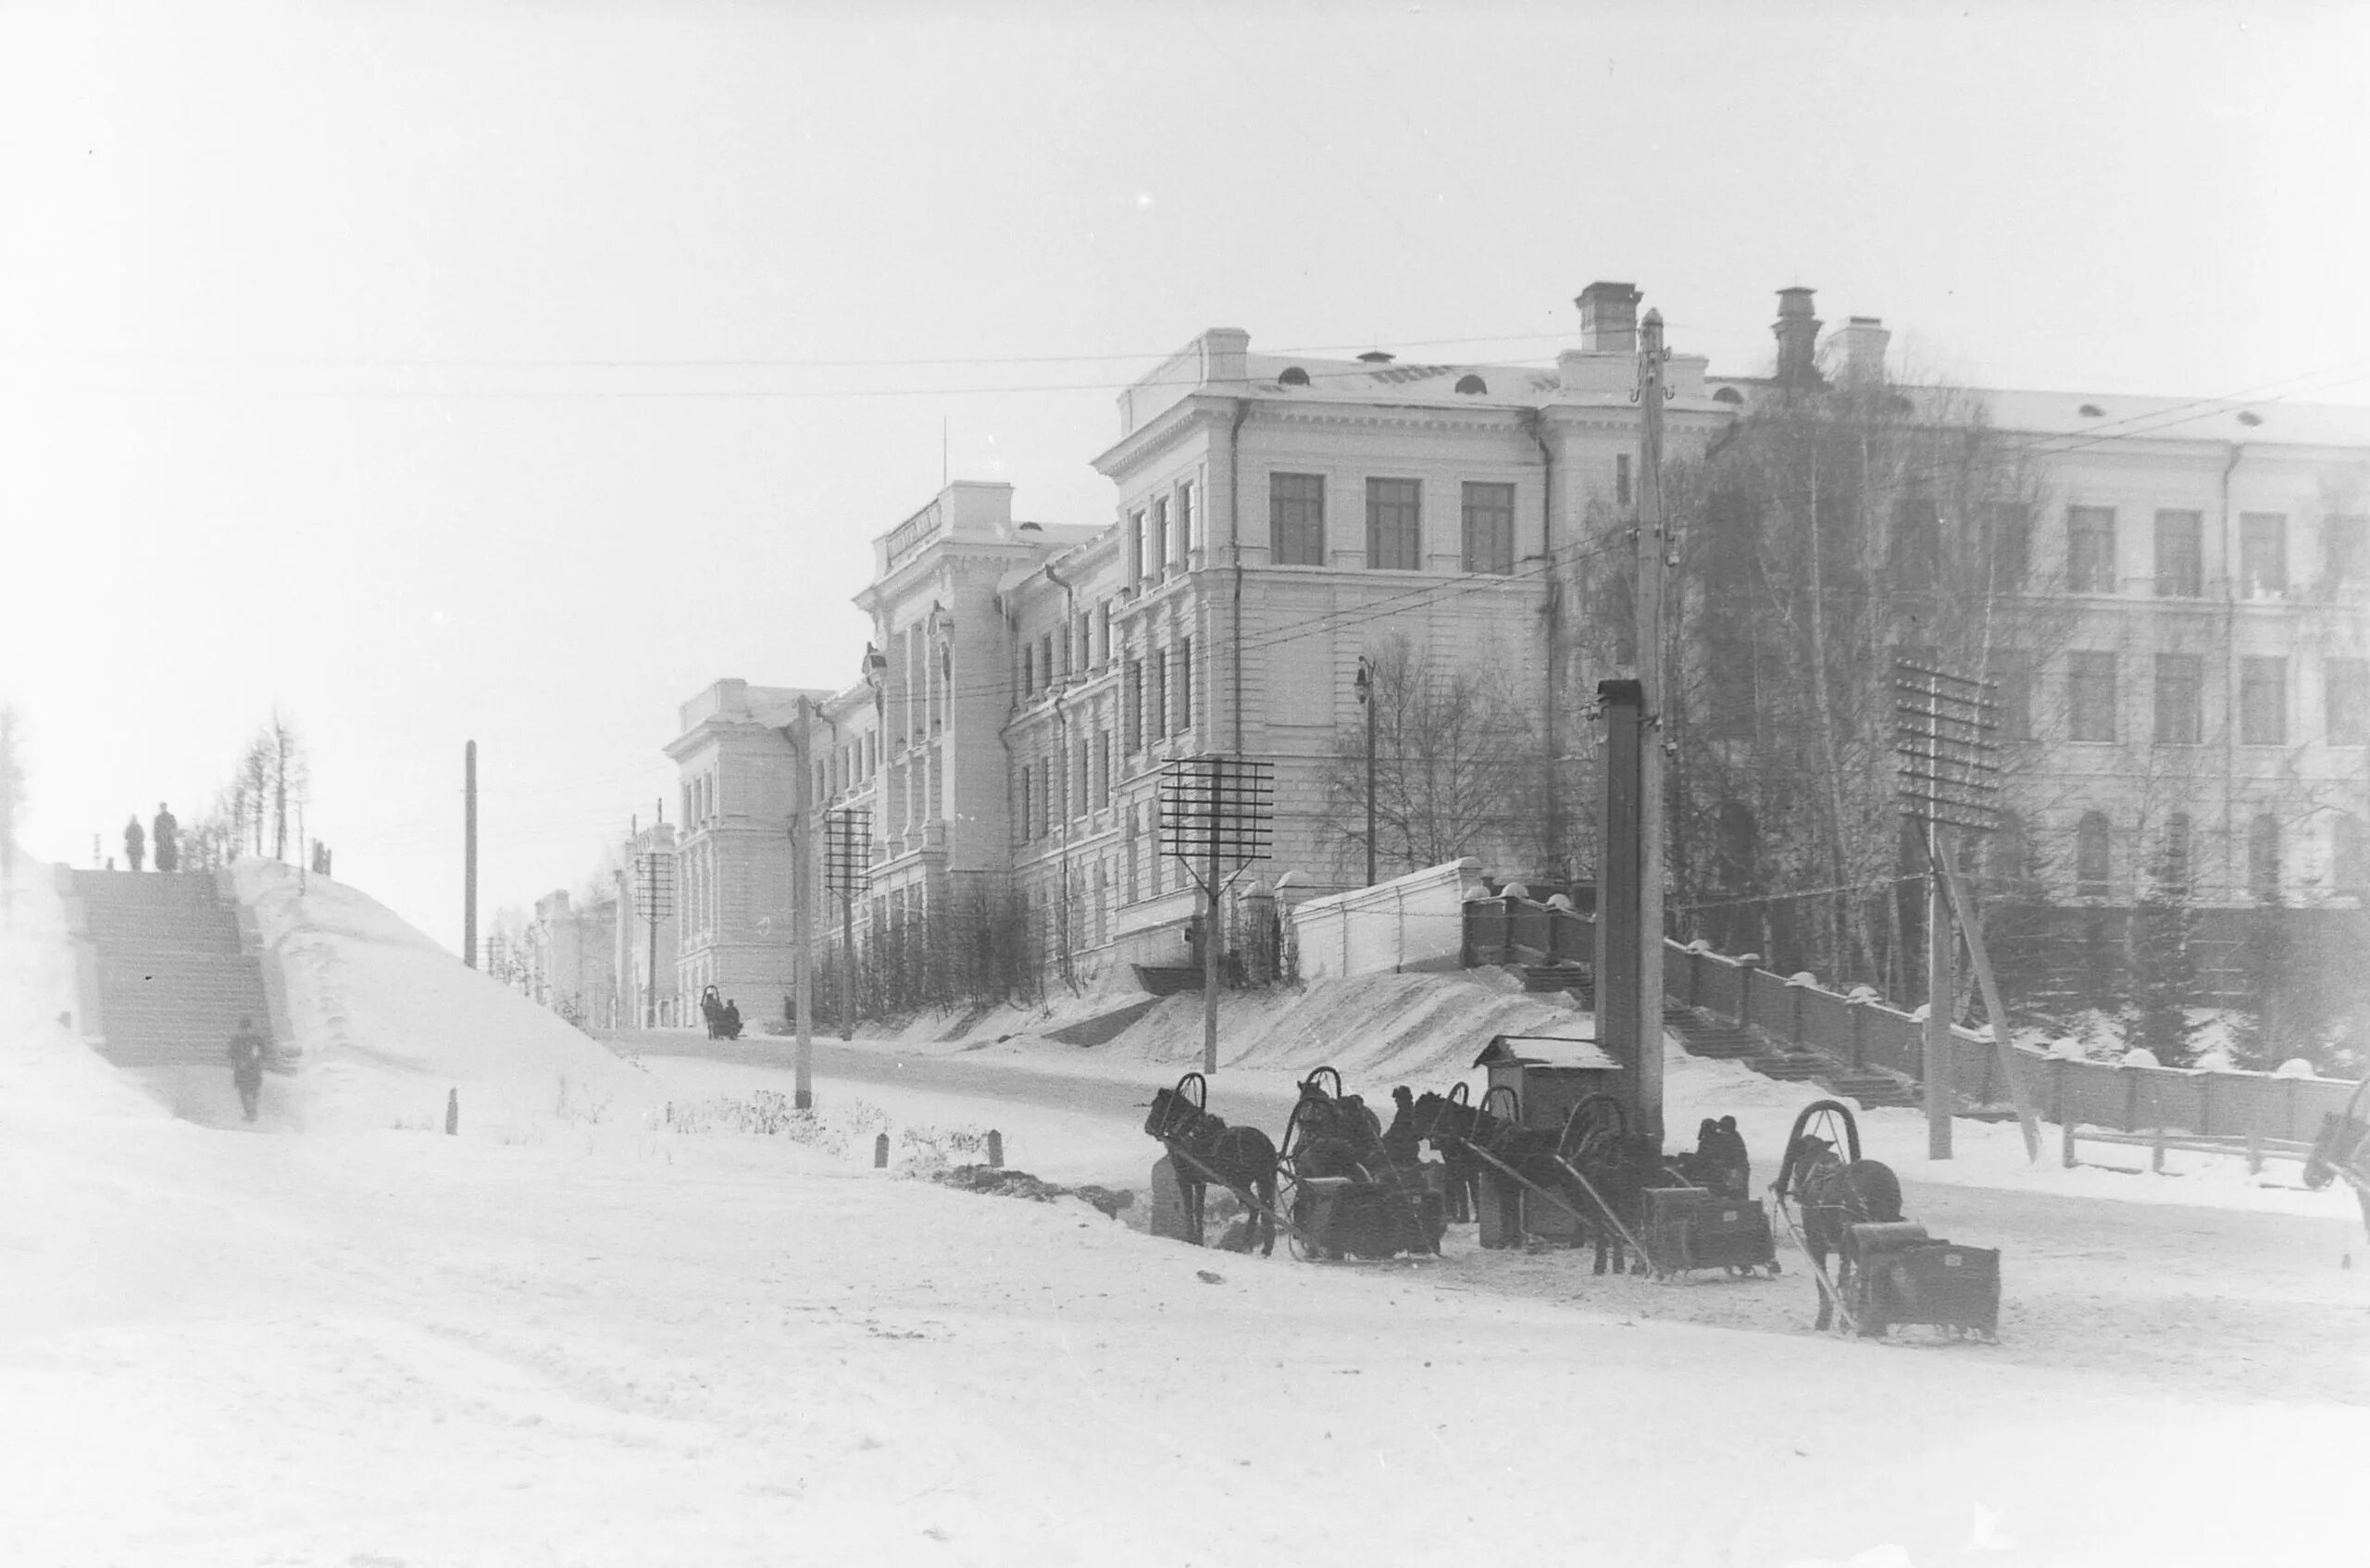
1241;351;1562;407
1972;388;2370;450
1473;1035;1622;1071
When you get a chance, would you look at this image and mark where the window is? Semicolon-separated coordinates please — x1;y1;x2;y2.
1123;807;1140;902
2068;653;2118;741
1890;496;1940;591
1176;637;1193;734
1463;481;1516;574
2153;653;2202;745
1017;767;1032;844
1149;649;1168;738
2240;513;2288;597
1128;510;1146;579
1366;478;1421;570
1992;653;2033;741
1042;632;1056;688
1178;483;1195;558
2066;506;2116;593
1093;731;1110;808
2240;655;2287;745
1271;473;1325;565
2336;814;2367;898
1615;454;1633;508
1149;499;1168;582
2331;658;2369;745
2153;510;2202;597
1987;503;2031;591
1019;645;1033;697
2248;814;2280;902
1454;373;1488;394
1123;658;1142;752
2076;812;2112;899
2161;812;2192;893
2327;515;2364;589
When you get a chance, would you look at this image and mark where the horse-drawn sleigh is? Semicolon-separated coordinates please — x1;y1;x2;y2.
2302;1074;2370;1242
1774;1100;2000;1341
1141;1067;1446;1262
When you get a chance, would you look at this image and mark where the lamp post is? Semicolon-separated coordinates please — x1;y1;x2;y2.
1354;656;1378;887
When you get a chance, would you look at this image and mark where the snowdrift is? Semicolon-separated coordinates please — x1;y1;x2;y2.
233;859;659;1136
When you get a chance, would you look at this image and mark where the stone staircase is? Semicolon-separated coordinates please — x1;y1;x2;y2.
68;870;275;1071
1518;962;1920;1111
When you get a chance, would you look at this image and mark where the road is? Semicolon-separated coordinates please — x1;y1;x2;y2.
621;1027;2370;1405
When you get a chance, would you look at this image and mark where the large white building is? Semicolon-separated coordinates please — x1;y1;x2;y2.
665;282;2370;1005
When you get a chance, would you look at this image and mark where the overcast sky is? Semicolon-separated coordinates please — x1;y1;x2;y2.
6;1;2368;951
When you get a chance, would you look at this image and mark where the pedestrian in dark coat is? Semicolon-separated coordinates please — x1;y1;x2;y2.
1707;1114;1752;1199
123;816;145;873
719;999;743;1040
227;1014;268;1123
152;803;180;873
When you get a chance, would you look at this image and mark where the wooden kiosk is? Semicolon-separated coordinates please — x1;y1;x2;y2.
1471;1034;1626;1244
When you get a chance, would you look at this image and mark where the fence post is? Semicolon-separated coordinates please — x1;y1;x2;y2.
2061;1115;2077;1168
445;1088;458;1136
2151;1122;2166;1175
2246;1125;2264;1176
874;1132;889;1168
2123;1069;2139;1135
2051;1056;2066;1128
987;1129;1004;1169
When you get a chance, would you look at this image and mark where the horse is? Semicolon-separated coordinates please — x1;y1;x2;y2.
1778;1133;1904;1331
1284;1074;1387;1182
1144;1079;1280;1256
1410;1089;1482;1222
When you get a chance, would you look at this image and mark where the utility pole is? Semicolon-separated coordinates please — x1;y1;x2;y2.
792;700;815;1109
1633;308;1670;1144
1355;656;1378;887
463;740;478;967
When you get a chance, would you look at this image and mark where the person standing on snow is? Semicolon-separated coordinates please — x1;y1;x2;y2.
227;1015;268;1123
152;803;179;873
122;815;145;872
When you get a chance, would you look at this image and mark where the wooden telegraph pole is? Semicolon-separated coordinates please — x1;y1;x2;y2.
793;699;815;1109
1633;308;1670;1145
463;740;478;967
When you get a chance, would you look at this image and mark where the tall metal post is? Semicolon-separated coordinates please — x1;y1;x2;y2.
1596;678;1642;1114
793;701;814;1109
1633;309;1670;1144
840;876;855;1043
1357;657;1378;887
1926;824;1955;1158
1203;802;1221;1076
463;740;478;966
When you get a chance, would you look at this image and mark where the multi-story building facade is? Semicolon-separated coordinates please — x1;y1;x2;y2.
666;678;828;1015
668;281;2368;1001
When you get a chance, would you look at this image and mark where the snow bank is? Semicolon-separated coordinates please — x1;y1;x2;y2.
234;858;660;1137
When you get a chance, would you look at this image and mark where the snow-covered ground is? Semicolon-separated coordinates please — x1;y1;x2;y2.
4;858;2365;1567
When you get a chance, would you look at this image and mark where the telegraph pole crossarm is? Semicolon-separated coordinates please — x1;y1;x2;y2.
1158;755;1275;1076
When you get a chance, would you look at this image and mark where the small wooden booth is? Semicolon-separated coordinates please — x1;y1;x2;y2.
1471;1035;1627;1246
1473;1034;1626;1132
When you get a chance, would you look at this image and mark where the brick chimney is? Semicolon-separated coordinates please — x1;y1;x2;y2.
1578;281;1643;355
1773;287;1824;390
1834;316;1890;386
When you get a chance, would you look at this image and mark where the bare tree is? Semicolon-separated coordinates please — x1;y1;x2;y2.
1603;369;2070;989
1320;633;1549;885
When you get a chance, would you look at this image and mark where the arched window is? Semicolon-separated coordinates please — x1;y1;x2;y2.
2335;813;2367;898
1454;373;1488;394
2247;814;2280;902
1713;385;1745;405
1278;366;1311;388
2076;811;2111;900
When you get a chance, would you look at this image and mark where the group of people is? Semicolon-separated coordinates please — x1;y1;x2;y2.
119;803;178;873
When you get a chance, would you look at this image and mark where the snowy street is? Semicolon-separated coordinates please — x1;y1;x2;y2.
5;865;2366;1567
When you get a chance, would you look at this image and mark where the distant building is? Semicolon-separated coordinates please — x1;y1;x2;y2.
528;887;617;1029
614;819;680;1028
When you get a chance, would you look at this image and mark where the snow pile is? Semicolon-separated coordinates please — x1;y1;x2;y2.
235;858;660;1137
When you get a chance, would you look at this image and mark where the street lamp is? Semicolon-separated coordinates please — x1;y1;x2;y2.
1354;656;1378;887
